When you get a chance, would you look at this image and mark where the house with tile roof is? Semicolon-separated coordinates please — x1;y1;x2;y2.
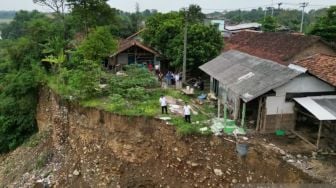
200;50;335;133
226;31;336;66
293;54;336;87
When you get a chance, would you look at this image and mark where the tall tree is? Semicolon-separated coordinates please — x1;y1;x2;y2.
310;6;336;43
33;0;66;15
77;26;117;62
143;8;223;74
262;16;277;32
66;0;116;33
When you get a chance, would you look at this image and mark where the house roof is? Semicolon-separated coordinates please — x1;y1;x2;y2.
294;95;336;121
125;28;145;40
199;50;301;102
294;54;336;87
110;39;160;57
224;23;261;31
226;31;322;65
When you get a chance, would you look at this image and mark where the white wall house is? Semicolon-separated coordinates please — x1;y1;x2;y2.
266;74;335;115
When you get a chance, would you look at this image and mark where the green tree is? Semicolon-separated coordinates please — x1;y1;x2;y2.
77;27;117;62
1;10;46;39
0;37;43;153
310;6;336;43
262;16;277;32
143;7;223;74
66;0;117;33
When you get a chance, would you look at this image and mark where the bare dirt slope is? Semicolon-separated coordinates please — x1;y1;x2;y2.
0;88;321;187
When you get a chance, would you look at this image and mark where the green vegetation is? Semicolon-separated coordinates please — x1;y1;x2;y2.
262;16;277;32
35;150;53;169
0;0;223;154
310;6;336;43
211;7;329;33
143;4;223;75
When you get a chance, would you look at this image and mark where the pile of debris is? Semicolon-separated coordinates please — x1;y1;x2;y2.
207;118;246;136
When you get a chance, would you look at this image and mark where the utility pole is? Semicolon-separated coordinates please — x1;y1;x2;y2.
271;0;274;17
300;2;308;33
277;2;283;10
266;7;273;17
182;8;188;83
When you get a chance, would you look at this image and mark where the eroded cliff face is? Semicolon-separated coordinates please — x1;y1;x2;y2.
31;87;320;187
36;87;190;187
0;87;318;187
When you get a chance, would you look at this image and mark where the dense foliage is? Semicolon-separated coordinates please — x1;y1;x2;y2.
0;3;119;153
143;5;223;74
209;7;328;33
310;6;336;43
262;16;277;32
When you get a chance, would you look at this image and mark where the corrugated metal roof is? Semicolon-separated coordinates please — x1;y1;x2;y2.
225;23;261;31
199;50;302;102
294;96;336;120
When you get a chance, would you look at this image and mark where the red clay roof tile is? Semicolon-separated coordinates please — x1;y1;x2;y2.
226;31;321;65
294;54;336;87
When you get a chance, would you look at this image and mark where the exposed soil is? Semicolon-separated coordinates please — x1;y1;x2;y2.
0;88;325;187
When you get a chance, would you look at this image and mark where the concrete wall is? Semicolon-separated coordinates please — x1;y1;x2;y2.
275;74;335;96
263;74;335;132
266;96;295;114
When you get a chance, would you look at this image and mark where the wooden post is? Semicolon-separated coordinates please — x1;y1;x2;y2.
224;93;227;126
217;99;221;118
256;98;263;131
316;121;323;149
241;102;246;128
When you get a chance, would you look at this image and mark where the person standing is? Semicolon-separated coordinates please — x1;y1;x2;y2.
160;95;168;114
158;72;164;87
183;102;191;123
175;73;181;89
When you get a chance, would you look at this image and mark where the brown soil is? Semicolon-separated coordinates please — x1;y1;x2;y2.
0;88;323;187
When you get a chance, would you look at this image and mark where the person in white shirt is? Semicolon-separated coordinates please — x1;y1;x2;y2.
183;102;191;123
159;95;168;114
175;73;181;89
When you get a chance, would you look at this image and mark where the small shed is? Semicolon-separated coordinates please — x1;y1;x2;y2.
294;96;336;149
108;39;161;70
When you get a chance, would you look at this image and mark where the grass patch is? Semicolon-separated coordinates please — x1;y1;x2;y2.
23;130;50;148
48;66;216;136
170;113;212;137
35;150;53;169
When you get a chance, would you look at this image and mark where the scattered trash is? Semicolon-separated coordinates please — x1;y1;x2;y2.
159;117;172;121
210;118;246;136
275;129;286;136
199;127;208;132
116;71;127;76
233;127;246;136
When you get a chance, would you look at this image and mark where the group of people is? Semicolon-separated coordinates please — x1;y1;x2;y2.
157;71;182;88
159;95;191;123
